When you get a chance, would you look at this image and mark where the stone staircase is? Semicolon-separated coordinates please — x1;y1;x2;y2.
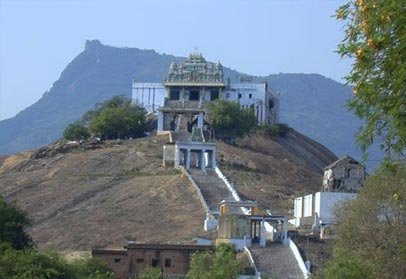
249;244;304;279
171;115;190;142
188;168;235;212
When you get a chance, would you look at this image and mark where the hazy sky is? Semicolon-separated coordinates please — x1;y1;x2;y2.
0;0;350;121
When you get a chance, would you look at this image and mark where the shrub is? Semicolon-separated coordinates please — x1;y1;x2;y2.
63;122;90;141
258;123;290;137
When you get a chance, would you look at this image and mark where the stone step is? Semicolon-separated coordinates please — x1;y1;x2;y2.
249;244;304;279
188;169;235;212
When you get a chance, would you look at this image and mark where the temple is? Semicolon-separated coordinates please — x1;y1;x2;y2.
132;52;279;131
132;52;279;172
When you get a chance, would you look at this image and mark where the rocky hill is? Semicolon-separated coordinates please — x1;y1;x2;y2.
0;40;370;165
0;129;336;251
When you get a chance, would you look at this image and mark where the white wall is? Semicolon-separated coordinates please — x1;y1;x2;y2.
294;197;303;218
303;194;313;217
224;82;271;125
314;192;357;224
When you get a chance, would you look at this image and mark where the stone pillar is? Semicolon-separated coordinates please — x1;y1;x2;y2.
157;110;164;132
174;146;180;168
259;219;266;247
185;148;191;170
211;149;216;169
197;112;204;129
283;218;289;245
181;87;185;108
199;150;205;171
152;87;156;112
206;151;212;168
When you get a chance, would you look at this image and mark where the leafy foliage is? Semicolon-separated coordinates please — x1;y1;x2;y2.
316;165;406;278
258;123;290;137
187;244;242;279
138;266;161;279
336;0;406;159
88;96;146;140
0;248;114;279
63;122;90;141
312;249;373;279
69;258;114;279
208;100;256;140
63;96;147;141
0;196;32;250
0;248;72;279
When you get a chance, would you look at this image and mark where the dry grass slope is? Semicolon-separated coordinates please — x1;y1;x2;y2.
0;129;336;250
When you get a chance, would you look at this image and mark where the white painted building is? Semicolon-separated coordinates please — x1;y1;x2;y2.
293;191;357;238
131;53;279;126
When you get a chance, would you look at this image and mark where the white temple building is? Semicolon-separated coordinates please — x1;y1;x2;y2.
132;52;279;129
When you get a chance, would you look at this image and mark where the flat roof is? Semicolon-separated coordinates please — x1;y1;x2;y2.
126;243;214;251
164;82;226;87
159;107;205;113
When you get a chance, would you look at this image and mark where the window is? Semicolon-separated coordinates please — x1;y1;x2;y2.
238;93;242;99
114;258;121;263
249;93;252;99
189;90;200;101
152;259;159;267
165;258;172;268
226;93;230;99
210;90;219;100
169;90;180;100
136;259;144;263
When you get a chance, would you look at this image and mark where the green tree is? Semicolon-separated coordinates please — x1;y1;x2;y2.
336;0;406;159
0;248;114;279
138;267;161;279
0;249;72;279
312;249;373;279
89;96;146;140
63;122;90;141
316;165;406;279
208;100;256;140
69;257;114;279
187;244;242;279
0;196;32;250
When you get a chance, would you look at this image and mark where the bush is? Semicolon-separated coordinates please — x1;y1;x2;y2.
0;196;32;250
208;100;256;140
63;122;90;141
0;248;72;279
63;96;147;141
187;244;242;279
258;123;290;137
138;267;161;279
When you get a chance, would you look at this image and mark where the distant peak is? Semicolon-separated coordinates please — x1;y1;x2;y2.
85;40;103;51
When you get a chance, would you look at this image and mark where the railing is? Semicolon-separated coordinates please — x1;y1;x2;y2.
214;167;241;202
244;246;261;279
287;238;310;279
